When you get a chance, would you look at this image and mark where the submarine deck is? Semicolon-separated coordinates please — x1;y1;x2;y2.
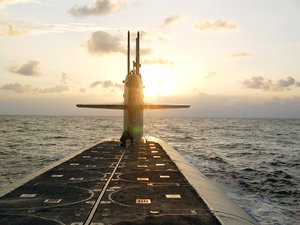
0;138;221;225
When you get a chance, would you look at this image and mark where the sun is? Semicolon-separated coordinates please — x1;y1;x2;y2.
142;65;177;99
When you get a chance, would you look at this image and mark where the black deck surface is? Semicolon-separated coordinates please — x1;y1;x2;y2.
0;139;221;225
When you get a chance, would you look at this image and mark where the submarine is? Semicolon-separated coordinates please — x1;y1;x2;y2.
0;31;258;225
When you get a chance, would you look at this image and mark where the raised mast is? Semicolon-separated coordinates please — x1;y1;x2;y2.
135;31;140;76
127;31;130;75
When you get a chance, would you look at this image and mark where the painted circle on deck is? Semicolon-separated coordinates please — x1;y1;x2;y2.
0;214;63;225
0;184;93;209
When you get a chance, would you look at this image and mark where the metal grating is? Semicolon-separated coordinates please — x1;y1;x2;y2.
136;199;151;204
44;199;62;203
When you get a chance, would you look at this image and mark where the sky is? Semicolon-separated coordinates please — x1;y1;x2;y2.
0;0;300;118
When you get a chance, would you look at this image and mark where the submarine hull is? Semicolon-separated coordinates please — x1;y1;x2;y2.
0;137;257;225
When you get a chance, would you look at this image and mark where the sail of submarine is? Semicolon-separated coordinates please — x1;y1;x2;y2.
76;31;190;138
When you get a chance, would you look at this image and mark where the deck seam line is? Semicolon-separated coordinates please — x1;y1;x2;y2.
83;148;126;225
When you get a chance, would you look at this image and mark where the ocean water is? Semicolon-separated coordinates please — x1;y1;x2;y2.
0;115;299;225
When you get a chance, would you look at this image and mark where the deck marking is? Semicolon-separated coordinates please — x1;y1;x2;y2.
83;149;126;225
44;199;62;203
136;199;151;204
166;194;181;199
137;177;149;181
19;194;36;198
51;174;63;177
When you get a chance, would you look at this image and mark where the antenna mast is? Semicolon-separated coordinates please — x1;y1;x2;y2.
136;31;140;76
127;31;130;75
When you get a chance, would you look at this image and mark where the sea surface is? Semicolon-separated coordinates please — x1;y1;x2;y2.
0;115;299;225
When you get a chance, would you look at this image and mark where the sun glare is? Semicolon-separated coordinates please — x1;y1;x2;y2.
142;65;177;99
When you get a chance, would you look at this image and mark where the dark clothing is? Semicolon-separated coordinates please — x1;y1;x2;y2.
120;129;133;147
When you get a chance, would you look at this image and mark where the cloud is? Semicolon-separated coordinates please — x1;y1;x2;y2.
34;85;69;94
0;83;69;94
1;23;28;37
140;31;168;41
205;72;217;79
9;60;41;76
162;14;183;26
0;83;31;93
142;58;174;65
194;20;238;32
90;80;123;90
60;73;70;84
231;52;251;57
243;76;299;91
69;0;126;17
90;81;102;88
138;47;152;56
0;21;107;37
79;88;86;93
0;0;40;8
85;31;125;55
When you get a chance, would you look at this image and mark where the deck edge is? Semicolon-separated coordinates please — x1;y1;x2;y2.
147;136;258;225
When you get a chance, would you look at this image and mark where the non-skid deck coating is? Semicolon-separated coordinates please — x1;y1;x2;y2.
0;139;221;225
